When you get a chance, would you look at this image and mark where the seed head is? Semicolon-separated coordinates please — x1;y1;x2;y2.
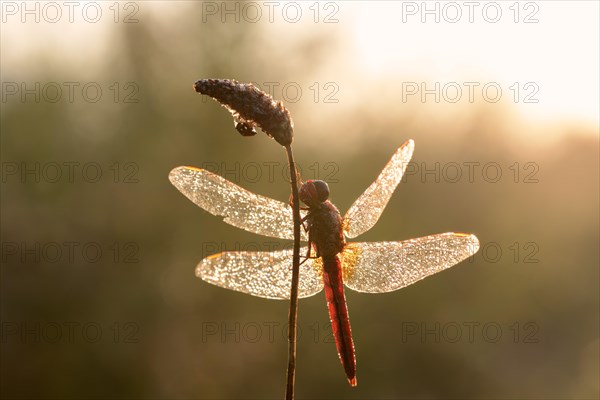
194;79;294;147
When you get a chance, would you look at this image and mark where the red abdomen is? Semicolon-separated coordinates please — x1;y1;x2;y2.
322;256;357;386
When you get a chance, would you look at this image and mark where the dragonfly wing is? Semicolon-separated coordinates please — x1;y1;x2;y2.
197;247;323;300
342;233;479;293
169;166;307;241
343;140;414;239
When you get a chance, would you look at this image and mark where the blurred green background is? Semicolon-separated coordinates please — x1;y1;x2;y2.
1;1;598;399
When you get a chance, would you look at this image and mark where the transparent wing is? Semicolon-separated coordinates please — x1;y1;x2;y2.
343;140;414;239
169;166;307;241
341;233;479;293
196;247;323;300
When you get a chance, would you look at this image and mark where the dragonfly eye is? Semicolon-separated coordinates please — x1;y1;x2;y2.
313;180;330;202
299;180;330;206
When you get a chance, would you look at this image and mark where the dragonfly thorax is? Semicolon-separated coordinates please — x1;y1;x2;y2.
299;180;330;207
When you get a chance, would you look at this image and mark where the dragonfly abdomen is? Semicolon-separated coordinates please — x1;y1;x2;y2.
322;255;357;386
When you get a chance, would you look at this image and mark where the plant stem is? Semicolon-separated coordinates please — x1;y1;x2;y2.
284;144;301;400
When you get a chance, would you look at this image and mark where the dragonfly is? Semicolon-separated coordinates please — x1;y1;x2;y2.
169;139;480;386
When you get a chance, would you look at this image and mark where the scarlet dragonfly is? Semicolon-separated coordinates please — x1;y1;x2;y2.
169;140;480;386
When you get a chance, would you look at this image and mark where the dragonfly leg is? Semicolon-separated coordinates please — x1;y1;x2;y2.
301;220;309;233
299;241;320;266
300;242;313;266
300;211;313;233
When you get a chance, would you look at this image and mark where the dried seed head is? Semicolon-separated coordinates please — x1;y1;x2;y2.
194;79;294;147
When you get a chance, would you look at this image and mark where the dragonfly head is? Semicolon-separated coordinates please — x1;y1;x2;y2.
299;180;330;206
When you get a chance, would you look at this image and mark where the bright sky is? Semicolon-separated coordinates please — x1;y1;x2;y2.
347;1;599;125
2;1;598;128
